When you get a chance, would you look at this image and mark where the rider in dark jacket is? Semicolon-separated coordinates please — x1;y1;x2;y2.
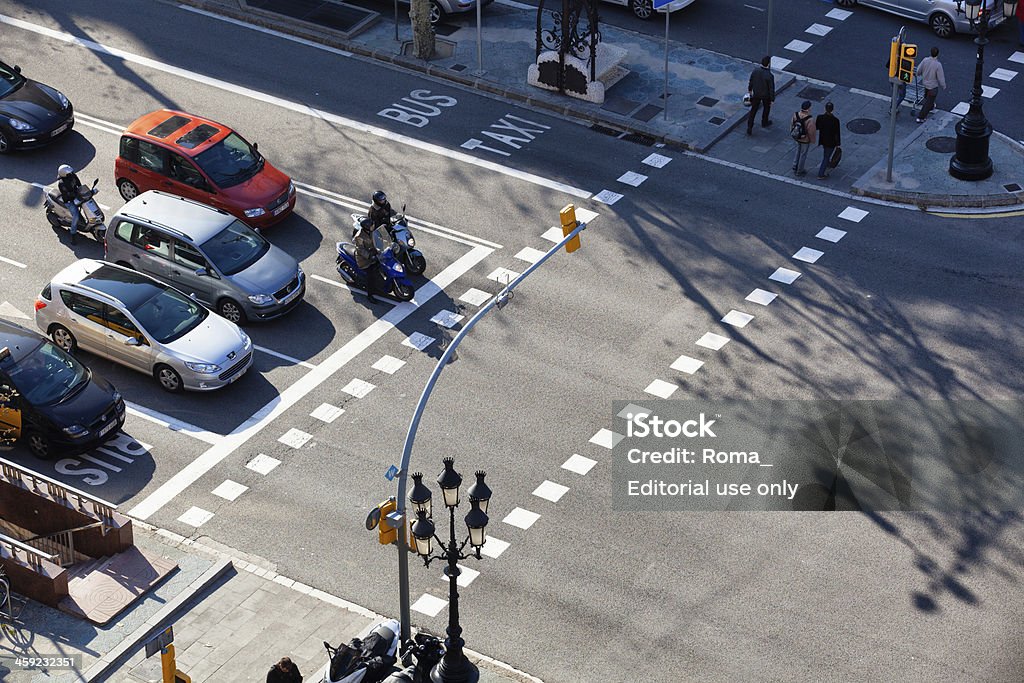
57;164;83;244
354;217;384;304
368;190;395;233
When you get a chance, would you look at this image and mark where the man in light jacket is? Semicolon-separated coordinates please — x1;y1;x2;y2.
916;47;946;123
791;100;816;177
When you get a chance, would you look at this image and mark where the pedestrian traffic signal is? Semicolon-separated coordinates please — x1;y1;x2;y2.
888;38;900;79
560;204;581;253
377;498;398;545
899;43;917;83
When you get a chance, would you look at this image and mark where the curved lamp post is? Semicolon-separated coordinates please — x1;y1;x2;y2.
949;0;1019;180
409;459;491;683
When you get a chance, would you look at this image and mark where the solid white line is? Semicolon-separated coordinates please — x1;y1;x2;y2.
128;244;494;520
0;13;591;200
254;344;317;369
177;5;354;57
310;273;401;305
74;117;124;136
0;255;27;268
292;182;503;249
125;402;222;445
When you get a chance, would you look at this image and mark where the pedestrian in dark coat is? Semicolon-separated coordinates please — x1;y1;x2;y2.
815;102;841;180
746;56;776;135
267;656;302;683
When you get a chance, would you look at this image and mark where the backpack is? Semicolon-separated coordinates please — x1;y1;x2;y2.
790;114;808;141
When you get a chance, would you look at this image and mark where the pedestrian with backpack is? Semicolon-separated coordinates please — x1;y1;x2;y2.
790;101;816;177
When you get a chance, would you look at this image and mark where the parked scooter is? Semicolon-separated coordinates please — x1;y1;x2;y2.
381;633;445;683
350;207;425;276
322;618;400;683
44;178;106;241
336;225;416;302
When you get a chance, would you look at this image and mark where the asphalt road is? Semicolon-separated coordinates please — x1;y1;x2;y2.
1;1;1023;681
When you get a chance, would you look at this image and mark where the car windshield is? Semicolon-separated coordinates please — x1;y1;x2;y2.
193;132;263;188
130;287;209;344
0;61;27;99
200;220;270;276
7;341;90;406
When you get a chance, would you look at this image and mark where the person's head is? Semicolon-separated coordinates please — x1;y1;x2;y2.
825;102;834;113
931;47;939;58
276;657;294;672
801;100;812;112
761;55;771;68
58;164;74;178
372;190;388;208
359;217;374;233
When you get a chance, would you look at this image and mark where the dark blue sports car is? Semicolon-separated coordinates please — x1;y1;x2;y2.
0;59;74;153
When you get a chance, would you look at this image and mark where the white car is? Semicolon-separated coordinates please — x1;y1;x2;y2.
601;0;695;20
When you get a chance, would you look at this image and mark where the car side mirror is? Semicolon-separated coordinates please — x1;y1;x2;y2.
124;337;140;346
92;178;99;188
252;142;259;152
13;65;21;74
194;267;208;277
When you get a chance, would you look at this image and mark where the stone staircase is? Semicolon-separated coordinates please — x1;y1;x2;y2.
59;547;177;625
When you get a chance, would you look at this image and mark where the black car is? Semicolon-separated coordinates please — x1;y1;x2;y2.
0;59;75;153
0;319;124;459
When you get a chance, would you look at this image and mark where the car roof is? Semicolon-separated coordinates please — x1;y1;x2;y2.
116;191;235;244
123;109;230;156
0;319;45;366
52;259;170;311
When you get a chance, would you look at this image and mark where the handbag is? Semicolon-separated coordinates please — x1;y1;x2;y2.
742;93;751;107
829;146;842;169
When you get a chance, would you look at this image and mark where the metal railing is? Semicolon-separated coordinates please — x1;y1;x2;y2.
0;457;118;534
24;522;101;567
0;532;60;571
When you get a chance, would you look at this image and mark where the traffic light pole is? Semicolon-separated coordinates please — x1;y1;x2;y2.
885;27;907;183
394;219;588;648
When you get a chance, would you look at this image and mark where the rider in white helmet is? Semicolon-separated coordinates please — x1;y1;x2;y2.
57;164;83;244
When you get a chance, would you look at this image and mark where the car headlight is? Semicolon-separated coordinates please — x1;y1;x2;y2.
393;263;404;273
248;293;273;305
288;180;295;195
407;236;415;248
240;330;252;349
184;361;221;373
57;91;70;109
63;424;89;437
8;117;33;131
244;207;266;218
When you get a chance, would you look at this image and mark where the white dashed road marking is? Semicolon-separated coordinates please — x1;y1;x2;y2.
671;354;705;374
310;403;346;423
503;507;541;530
696;332;730;350
990;68;1017;81
793;247;824;263
592;189;624;205
644;379;678;398
826;8;852;20
617;171;648;187
617;403;651;418
745;288;778;305
246;453;281;475
487;267;521;284
341;378;376;398
562;454;597;476
533;481;570;502
0;255;27;268
402;332;436;351
412;594;448;617
838;207;869;222
805;23;833;36
589;428;623;449
278;428;313;448
442;565;480;588
721;310;754;328
212;480;248;501
784;39;813;53
769;267;802;284
178;506;214;527
642;153;672;168
372;355;406;374
541;227;565;243
430;310;464;328
459;288;491;306
816;226;846;242
480;537;510;559
514;247;546;264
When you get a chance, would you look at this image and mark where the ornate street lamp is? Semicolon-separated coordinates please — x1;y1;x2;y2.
949;0;1018;180
410;458;491;683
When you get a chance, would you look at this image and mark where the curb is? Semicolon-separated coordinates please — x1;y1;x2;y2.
82;557;235;682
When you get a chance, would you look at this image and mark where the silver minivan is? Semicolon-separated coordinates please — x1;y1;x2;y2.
834;0;1007;38
105;191;304;325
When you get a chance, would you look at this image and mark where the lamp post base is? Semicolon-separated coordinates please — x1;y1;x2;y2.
431;656;480;683
949;118;994;181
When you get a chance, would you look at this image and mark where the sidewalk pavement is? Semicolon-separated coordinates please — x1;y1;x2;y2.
177;0;1024;210
0;523;539;683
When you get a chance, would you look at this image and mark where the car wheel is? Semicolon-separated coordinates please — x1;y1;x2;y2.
429;1;443;24
0;129;10;154
117;179;140;201
834;0;856;7
50;324;77;353
217;299;247;325
929;13;954;38
155;364;184;393
27;432;53;460
631;0;654;19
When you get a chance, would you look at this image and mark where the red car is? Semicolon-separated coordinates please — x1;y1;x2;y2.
114;110;295;228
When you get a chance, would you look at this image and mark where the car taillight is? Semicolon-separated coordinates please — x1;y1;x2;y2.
34;299;47;311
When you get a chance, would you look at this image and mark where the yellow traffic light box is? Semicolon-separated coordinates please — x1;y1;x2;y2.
560;204;581;253
888;38;900;79
378;498;398;545
898;43;917;83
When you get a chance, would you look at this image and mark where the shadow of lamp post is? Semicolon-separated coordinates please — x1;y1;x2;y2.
949;0;1019;180
409;460;491;683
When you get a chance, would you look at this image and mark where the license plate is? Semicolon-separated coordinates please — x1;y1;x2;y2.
51;123;69;137
98;420;117;437
273;202;289;216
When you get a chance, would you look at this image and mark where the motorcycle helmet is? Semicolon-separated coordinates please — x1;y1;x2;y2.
359;217;374;231
372;191;387;207
58;164;74;178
